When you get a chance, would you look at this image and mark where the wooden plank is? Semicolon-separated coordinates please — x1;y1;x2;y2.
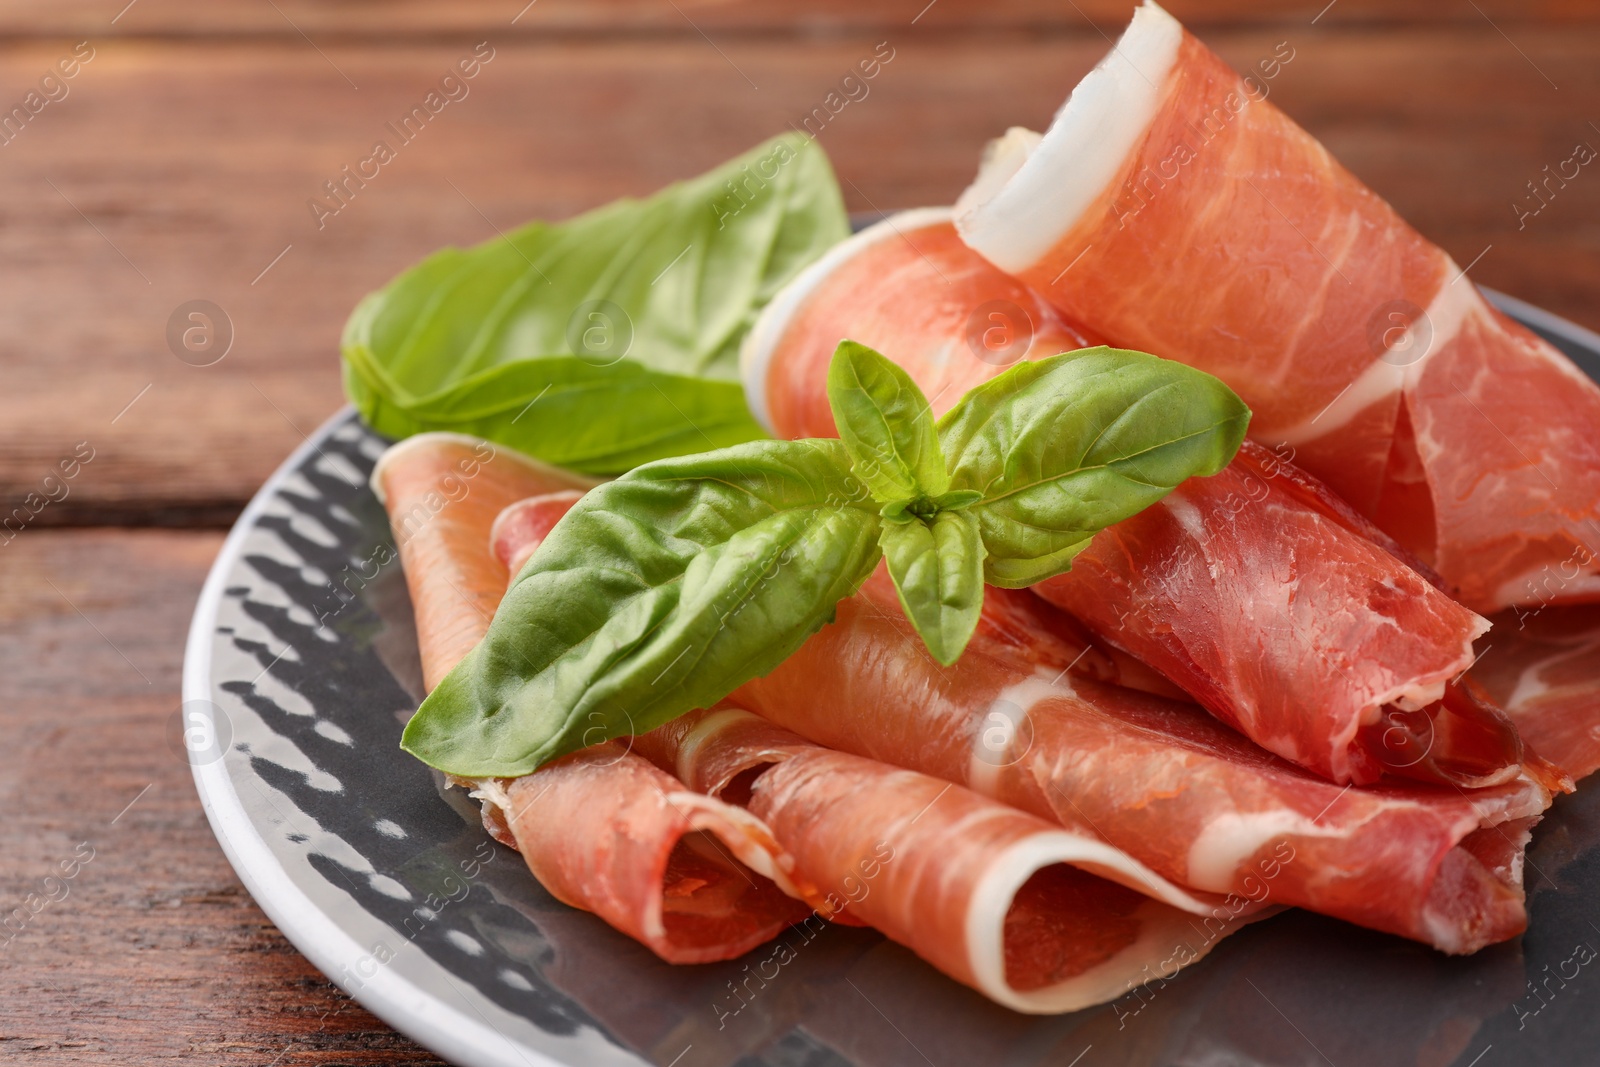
0;529;443;1064
0;0;1597;38
0;27;1594;521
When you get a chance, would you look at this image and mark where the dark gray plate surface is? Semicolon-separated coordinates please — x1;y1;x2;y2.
184;290;1600;1067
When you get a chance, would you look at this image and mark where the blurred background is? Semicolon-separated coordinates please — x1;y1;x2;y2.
2;0;1597;1060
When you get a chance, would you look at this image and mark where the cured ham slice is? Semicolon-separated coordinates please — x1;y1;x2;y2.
1473;605;1600;782
489;490;586;576
741;208;1523;789
735;567;1557;954
952;0;1600;614
375;433;813;962
494;494;1262;1006
1034;440;1521;788
371;432;598;691
742;206;1101;439
469;747;815;965
630;706;1241;1013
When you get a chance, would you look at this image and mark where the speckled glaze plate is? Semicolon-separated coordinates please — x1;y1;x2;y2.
184;290;1600;1067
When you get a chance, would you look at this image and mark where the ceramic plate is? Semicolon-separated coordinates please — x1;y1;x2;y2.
184;290;1600;1067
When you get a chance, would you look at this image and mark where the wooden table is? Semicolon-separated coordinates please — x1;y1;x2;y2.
2;1;1596;1061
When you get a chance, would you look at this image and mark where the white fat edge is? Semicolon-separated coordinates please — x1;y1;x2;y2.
1386;680;1447;714
1273;266;1480;446
954;1;1184;274
962;670;1250;916
1187;775;1543;896
368;430;601;504
952;127;1043;221
963;831;1230;1014
1358;603;1490;715
1492;564;1600;615
1418;907;1473;955
1417;807;1540;953
370;431;493;503
466;776;515;819
1160;492;1210;540
1503;660;1554;712
1185;809;1348;891
673;706;767;795
1463;772;1556;825
966;673;1063;797
1491;626;1600;711
738;206;956;434
670;790;808;903
639;788;807;945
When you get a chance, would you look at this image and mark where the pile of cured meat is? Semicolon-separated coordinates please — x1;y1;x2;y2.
372;2;1600;1015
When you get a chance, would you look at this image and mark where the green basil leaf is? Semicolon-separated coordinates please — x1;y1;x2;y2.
879;509;986;666
938;347;1250;588
342;353;764;474
343;132;849;474
401;439;881;777
826;340;950;503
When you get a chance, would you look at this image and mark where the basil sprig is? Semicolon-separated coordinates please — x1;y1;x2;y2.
403;343;1249;777
403;441;880;778
826;341;987;665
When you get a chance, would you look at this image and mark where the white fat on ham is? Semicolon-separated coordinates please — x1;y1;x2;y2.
952;127;1041;221
1184;810;1346;892
966;674;1060;797
650;707;1255;1014
653;792;811;912
1488;502;1600;607
1271;270;1479;447
968;673;1268;917
739;206;955;434
955;0;1183;272
964;831;1239;1014
469;760;814;950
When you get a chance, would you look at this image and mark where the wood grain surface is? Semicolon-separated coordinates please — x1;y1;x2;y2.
1;1;1597;1063
4;0;1600;38
0;15;1596;523
0;531;443;1062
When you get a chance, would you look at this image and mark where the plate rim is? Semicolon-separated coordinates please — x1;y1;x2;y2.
1481;286;1600;355
183;288;1600;1067
182;406;573;1067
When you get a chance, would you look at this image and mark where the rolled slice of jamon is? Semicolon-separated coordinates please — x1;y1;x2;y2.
953;0;1600;614
489;489;586;576
629;706;1244;1013
1473;605;1600;783
742;206;1102;439
371;432;599;691
1034;440;1529;788
495;493;1258;1004
375;432;814;962
741;208;1526;788
735;568;1558;955
469;747;816;964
